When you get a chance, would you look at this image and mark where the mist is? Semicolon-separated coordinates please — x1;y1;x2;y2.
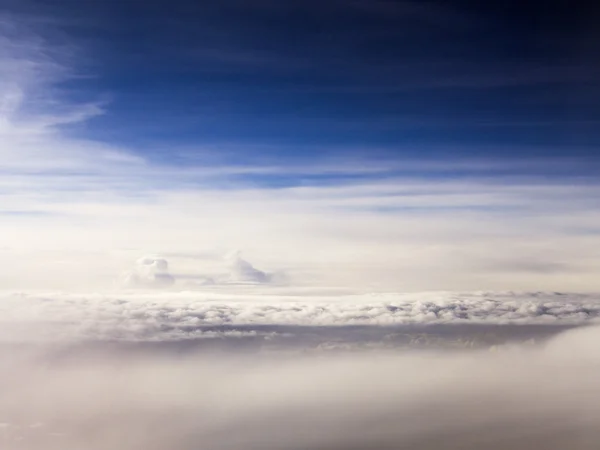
2;324;600;450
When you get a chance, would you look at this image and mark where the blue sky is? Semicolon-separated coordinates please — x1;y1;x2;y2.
7;0;600;163
1;0;600;291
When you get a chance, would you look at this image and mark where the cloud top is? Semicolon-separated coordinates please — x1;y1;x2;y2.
122;253;283;289
122;255;175;288
227;251;272;284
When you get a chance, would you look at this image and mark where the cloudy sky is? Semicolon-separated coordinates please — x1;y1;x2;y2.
1;0;600;292
5;3;600;449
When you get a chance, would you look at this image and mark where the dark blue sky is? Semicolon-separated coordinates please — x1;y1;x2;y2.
11;0;600;163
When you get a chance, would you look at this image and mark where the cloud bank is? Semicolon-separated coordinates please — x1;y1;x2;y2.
1;290;599;343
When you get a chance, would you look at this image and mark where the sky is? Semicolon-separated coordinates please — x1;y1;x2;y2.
5;3;600;448
1;0;600;291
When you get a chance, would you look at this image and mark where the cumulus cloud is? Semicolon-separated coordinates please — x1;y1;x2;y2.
122;255;175;288
226;251;273;284
121;252;287;289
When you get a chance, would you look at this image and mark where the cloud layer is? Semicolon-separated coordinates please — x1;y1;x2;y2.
3;325;600;450
1;290;598;343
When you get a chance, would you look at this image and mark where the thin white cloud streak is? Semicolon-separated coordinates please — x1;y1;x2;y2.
1;13;600;291
3;176;600;291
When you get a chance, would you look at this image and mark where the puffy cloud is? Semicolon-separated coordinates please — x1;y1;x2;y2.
122;252;286;289
227;251;272;284
1;290;599;343
122;255;175;288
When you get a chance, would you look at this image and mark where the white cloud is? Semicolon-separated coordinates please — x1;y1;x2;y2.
226;251;272;284
2;325;600;449
120;252;287;289
122;255;175;288
0;290;598;343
